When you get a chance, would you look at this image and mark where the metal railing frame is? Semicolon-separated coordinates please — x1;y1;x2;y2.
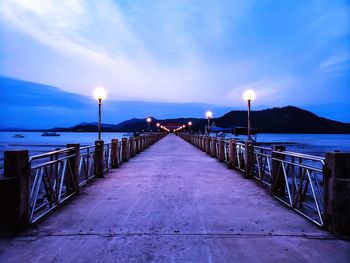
26;133;166;224
179;133;326;227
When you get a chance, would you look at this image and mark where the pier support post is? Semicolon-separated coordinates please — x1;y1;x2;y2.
128;138;132;159
137;137;142;153
139;137;143;152
206;137;211;154
135;137;140;154
94;140;104;178
66;144;80;193
142;136;146;150
206;137;212;154
219;139;225;162
229;139;237;169
140;137;144;151
271;145;286;197
244;141;254;179
211;138;217;157
0;150;30;231
122;138;129;162
111;139;119;168
129;137;134;157
144;136;149;149
324;152;350;240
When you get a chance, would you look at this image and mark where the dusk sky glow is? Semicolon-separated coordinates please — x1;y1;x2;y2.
0;0;350;126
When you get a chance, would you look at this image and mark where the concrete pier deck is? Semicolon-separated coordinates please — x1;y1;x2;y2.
0;134;349;262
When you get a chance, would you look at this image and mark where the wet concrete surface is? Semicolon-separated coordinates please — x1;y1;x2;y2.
0;134;349;262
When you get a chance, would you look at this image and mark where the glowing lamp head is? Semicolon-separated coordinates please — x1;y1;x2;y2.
156;123;160;127
188;121;192;126
146;117;152;123
243;89;256;102
206;111;213;119
182;125;185;128
93;87;107;101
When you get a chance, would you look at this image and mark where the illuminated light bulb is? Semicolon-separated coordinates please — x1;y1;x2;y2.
243;89;256;101
93;87;107;101
206;111;213;118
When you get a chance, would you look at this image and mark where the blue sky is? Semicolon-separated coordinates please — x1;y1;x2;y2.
0;0;349;125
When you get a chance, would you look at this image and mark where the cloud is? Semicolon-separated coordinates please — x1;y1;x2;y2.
226;77;296;106
0;0;349;109
319;53;350;72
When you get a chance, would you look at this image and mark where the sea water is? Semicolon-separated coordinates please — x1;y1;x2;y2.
1;132;350;172
240;133;350;156
0;132;132;171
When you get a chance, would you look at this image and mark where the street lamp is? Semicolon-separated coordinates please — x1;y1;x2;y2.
146;117;152;132
93;87;107;140
205;111;213;134
156;122;160;132
188;121;192;132
243;89;256;141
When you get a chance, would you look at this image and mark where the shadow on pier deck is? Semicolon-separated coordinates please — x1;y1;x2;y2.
0;134;349;262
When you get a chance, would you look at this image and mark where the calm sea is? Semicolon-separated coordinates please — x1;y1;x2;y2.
0;132;350;171
0;132;131;167
221;133;350;156
255;133;350;155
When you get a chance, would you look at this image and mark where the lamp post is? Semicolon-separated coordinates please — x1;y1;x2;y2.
243;89;256;141
93;87;107;140
188;121;192;133
156;122;160;132
205;111;213;134
146;117;152;132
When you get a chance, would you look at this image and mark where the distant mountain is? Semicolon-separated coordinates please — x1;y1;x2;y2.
214;106;350;133
1;76;349;132
0;76;234;129
45;106;350;133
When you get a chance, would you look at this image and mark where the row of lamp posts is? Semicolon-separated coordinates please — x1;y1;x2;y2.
205;90;256;139
93;87;256;140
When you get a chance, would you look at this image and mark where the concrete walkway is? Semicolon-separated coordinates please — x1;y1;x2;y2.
0;134;349;262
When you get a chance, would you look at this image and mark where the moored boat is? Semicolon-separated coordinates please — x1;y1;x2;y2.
41;132;60;137
12;134;24;138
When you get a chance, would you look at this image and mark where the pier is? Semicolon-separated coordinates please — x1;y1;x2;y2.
0;134;350;262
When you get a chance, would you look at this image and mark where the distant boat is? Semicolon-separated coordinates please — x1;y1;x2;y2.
41;132;60;137
12;134;24;138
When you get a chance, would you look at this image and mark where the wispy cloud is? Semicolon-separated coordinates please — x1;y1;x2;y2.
0;0;349;109
226;77;296;106
319;53;350;73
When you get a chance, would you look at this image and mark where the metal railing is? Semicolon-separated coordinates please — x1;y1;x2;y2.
253;148;325;226
78;145;95;186
104;143;112;173
235;142;246;172
179;134;327;227
118;141;123;165
24;133;167;224
29;147;76;223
